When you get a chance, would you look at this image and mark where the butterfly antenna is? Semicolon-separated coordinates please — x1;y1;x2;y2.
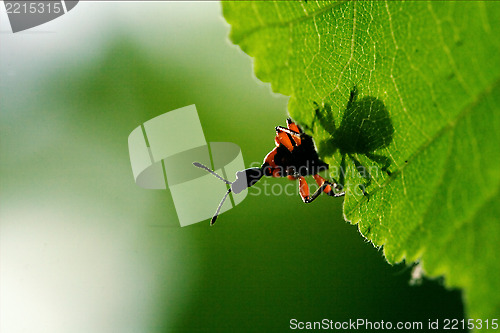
211;188;232;225
192;162;232;185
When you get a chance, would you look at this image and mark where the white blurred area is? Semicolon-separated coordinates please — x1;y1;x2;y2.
0;2;220;81
0;2;225;332
1;206;153;332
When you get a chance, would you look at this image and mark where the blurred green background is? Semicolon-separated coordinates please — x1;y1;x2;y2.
1;2;464;332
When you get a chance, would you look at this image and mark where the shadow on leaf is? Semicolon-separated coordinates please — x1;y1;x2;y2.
313;87;394;189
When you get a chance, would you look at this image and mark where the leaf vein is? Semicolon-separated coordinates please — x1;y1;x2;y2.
346;75;500;216
233;1;348;44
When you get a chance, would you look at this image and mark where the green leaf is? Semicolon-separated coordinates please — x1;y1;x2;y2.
223;0;500;321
